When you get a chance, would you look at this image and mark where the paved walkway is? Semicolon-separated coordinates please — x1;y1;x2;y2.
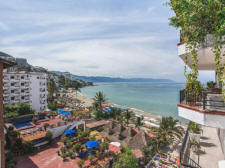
192;126;224;168
16;142;80;168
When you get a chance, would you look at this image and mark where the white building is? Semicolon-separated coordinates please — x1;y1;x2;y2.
177;34;225;167
3;71;48;112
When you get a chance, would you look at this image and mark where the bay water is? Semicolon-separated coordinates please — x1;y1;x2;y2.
81;82;185;121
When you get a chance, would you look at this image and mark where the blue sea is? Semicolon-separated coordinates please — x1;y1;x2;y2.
81;82;185;121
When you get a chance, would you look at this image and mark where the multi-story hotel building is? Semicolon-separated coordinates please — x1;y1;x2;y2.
177;34;225;167
3;71;48;112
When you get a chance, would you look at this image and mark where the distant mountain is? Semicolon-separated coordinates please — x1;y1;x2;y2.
52;71;174;83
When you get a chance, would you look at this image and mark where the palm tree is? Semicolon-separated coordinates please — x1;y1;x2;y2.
123;109;135;126
135;116;144;129
155;117;184;146
188;121;202;134
93;91;107;110
47;79;58;101
74;84;81;101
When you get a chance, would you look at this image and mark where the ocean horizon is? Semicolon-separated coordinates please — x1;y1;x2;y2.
81;82;186;122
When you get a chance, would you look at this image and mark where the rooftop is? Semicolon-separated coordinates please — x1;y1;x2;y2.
86;120;109;129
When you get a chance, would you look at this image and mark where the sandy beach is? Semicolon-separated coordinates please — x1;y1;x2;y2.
72;91;163;125
74;91;187;129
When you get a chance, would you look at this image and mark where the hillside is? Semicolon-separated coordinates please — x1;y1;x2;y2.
52;71;174;83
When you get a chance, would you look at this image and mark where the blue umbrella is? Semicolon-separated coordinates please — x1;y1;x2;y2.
65;129;76;135
85;141;99;148
63;111;71;115
57;109;64;113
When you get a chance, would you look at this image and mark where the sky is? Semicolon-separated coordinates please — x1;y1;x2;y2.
0;0;214;82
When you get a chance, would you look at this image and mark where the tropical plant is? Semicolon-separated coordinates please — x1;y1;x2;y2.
93;91;107;110
45;131;53;144
74;83;81;101
48;78;58;101
78;160;84;168
113;146;140;168
48;101;58;111
61;137;68;145
189;139;201;153
188;121;202;134
72;143;82;153
100;142;109;153
22;141;34;154
61;152;67;161
206;81;216;89
4;102;35;120
155;117;184;145
5;152;17;168
123;109;135;126
44;123;50;130
142;147;150;157
167;0;225;99
135;116;144;129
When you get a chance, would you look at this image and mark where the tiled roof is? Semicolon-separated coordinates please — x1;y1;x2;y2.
109;144;121;154
86;120;108;129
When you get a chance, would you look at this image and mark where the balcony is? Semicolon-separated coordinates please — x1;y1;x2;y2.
178;89;225;128
178;34;225;70
3;85;10;90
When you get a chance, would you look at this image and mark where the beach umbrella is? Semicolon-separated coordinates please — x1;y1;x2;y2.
57;109;64;113
63;111;72;115
64;129;76;135
85;141;99;148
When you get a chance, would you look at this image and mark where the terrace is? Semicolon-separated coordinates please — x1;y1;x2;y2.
178;89;225;128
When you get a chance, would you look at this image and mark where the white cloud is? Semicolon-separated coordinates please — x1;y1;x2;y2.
0;22;9;31
0;0;186;81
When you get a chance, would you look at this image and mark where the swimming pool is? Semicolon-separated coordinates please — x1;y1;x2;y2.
14;122;32;129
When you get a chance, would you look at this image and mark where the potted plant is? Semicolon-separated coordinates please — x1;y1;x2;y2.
32;117;38;125
44;123;50;131
206;81;221;93
78;160;84;168
61;153;67;162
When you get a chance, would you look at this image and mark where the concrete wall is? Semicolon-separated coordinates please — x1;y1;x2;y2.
30;73;47;112
218;128;225;159
178;106;225;129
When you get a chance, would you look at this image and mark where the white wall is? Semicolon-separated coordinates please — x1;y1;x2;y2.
178;106;225;129
30;73;48;112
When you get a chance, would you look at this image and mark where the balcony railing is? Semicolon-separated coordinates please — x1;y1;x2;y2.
179;130;201;168
179;89;225;112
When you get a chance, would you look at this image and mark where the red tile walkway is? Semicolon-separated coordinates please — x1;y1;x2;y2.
16;142;80;168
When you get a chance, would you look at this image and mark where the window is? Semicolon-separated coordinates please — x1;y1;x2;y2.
11;97;15;100
11;83;14;86
10;76;14;79
11;90;14;93
21;83;24;86
21;96;24;100
21;76;24;79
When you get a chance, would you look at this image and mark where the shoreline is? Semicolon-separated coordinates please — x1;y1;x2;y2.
77;91;187;128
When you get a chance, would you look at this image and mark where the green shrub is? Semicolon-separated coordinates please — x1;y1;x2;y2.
45;131;53;144
78;160;84;168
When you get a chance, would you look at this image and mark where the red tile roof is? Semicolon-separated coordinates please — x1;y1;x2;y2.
86;120;108;129
109;144;121;154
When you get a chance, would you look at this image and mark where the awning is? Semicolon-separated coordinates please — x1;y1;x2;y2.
85;141;99;148
64;129;76;135
57;109;72;115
